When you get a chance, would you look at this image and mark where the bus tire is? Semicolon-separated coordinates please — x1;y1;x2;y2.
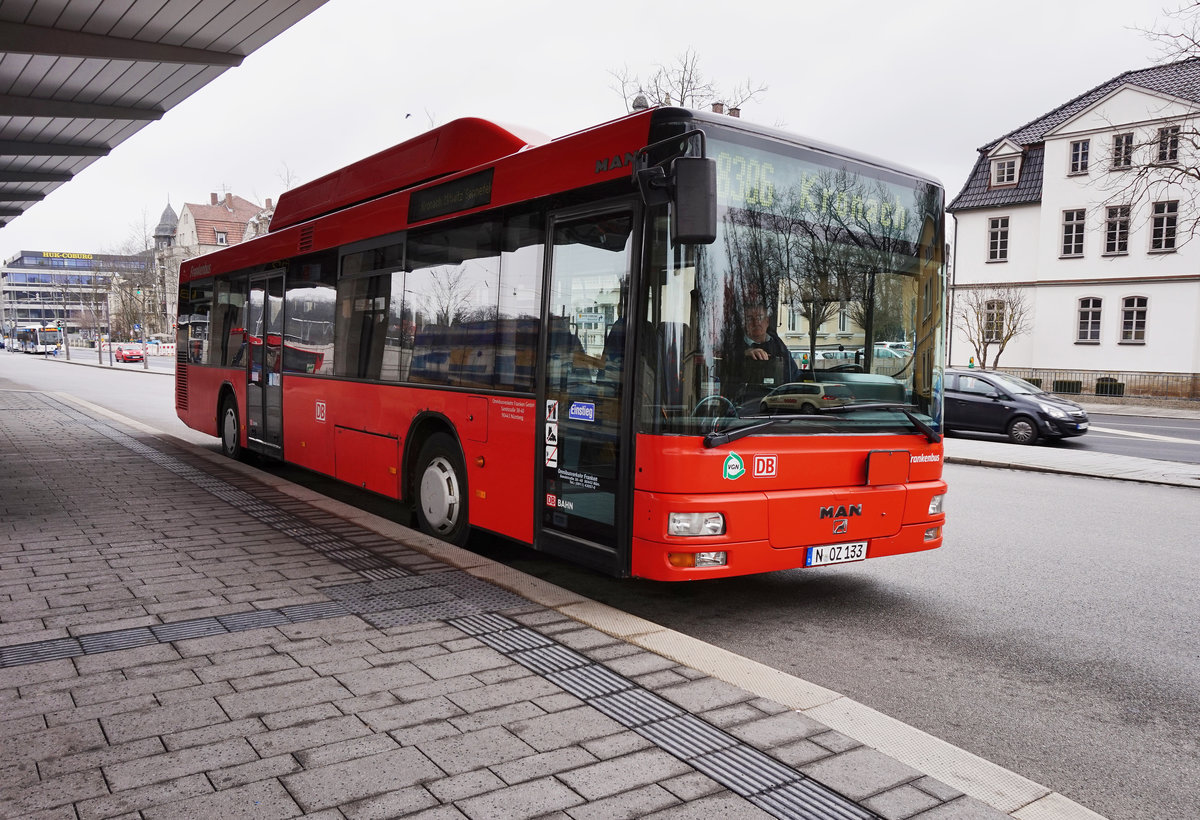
414;433;469;546
220;396;242;459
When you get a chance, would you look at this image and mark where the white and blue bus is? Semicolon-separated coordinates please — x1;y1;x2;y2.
12;324;63;354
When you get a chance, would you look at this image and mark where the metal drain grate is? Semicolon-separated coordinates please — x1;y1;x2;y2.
447;613;878;820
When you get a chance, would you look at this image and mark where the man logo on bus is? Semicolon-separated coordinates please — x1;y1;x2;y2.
723;453;745;480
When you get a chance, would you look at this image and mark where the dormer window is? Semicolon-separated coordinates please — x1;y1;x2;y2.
991;158;1017;186
215;231;228;245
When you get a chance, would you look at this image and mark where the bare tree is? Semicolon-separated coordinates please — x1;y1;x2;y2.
1098;4;1200;241
953;285;1031;370
611;48;766;112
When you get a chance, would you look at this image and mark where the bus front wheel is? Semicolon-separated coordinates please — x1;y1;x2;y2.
220;396;242;459
415;433;469;546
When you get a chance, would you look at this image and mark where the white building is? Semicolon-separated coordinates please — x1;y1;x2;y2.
948;58;1200;400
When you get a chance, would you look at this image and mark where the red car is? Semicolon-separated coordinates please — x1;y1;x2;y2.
114;344;144;363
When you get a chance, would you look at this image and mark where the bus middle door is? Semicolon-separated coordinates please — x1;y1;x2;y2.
246;273;284;456
537;208;634;576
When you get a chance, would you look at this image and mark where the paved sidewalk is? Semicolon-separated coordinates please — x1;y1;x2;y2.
0;389;1131;820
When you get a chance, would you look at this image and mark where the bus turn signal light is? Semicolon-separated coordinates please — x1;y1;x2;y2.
668;551;728;568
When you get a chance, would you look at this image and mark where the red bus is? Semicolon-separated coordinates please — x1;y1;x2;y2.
176;109;947;580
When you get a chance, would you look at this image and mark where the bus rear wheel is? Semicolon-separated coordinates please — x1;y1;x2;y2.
415;433;469;546
220;396;242;459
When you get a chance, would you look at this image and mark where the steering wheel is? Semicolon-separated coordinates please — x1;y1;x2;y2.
692;395;737;418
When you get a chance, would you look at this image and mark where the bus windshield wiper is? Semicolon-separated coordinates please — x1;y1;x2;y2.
703;418;799;448
818;403;942;443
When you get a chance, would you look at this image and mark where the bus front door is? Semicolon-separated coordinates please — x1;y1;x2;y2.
537;209;634;575
246;274;284;456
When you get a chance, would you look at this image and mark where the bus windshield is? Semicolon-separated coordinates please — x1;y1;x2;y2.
639;125;945;438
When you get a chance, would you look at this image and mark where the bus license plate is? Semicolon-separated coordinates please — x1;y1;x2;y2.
806;541;868;567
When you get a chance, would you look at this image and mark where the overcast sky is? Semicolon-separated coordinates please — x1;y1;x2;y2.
0;0;1181;261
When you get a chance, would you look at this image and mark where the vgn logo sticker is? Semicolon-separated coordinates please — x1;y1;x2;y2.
723;452;746;480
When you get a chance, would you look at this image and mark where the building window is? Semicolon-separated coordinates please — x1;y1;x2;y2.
1157;125;1180;163
1061;209;1085;257
838;302;849;332
988;216;1009;261
991;159;1016;186
1069;140;1089;174
1120;296;1147;343
1104;206;1130;254
1077;297;1101;343
984;299;1005;342
215;231;228;245
1112;133;1133;168
1151;200;1178;251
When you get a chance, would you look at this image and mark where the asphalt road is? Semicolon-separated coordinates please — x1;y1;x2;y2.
4;352;1198;819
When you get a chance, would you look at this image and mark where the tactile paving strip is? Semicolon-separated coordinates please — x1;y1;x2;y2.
450;612;878;820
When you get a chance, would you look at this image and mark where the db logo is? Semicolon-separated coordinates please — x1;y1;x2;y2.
315;401;327;423
753;455;777;477
545;493;557;508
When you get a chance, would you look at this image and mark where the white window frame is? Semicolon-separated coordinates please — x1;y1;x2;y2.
1104;205;1130;255
1150;200;1178;252
984;299;1005;342
1157;125;1180;164
991;159;1017;186
215;231;228;246
1111;133;1133;169
988;216;1009;262
1069;140;1090;175
1120;295;1147;344
1077;297;1102;343
1061;209;1086;257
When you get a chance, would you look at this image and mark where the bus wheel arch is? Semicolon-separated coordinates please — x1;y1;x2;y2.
217;386;242;459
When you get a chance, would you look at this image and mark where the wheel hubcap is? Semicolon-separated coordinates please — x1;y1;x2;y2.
1012;421;1034;443
420;456;461;534
223;409;237;452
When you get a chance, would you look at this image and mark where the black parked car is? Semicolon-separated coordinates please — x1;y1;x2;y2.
943;369;1089;445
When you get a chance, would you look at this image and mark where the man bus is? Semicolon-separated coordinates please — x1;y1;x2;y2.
176;108;947;580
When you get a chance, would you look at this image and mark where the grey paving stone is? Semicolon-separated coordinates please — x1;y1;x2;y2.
426;769;507;803
163;716;268;751
603;651;678;677
413;646;510;680
341;784;439;820
208;752;302;790
101;697;229;743
295;732;401;768
0;657;75;688
864;783;944;819
418;725;537;775
800;746;923;801
72;669;203;706
811;729;863;753
564;782;681;820
907;796;1012;819
153;680;235;706
456;776;585;820
75;773;212;820
580;729;654;760
194;652;299;684
359;694;464;732
771;737;833;768
0;770;110;816
218;675;354;719
655;677;756;713
282;747;444;812
490;746;597;785
699;701;770;728
555;747;692;800
141;778;302;820
249;715;372;757
389;720;462;747
448;699;544;732
0;718;106;762
262;701;342;730
445;675;560;712
726;710;828;748
370;624;464;651
72;642;182;673
390;672;485;704
105;737;259;791
506;705;627;752
335;660;434;695
641;791;772;819
658;770;726;801
913;776;965;802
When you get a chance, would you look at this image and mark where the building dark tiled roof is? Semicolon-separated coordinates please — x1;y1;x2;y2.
949;57;1200;212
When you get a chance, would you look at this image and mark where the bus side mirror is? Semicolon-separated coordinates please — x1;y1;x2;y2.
671;156;717;245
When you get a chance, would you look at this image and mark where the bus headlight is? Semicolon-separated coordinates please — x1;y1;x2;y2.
928;494;945;516
668;512;726;536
